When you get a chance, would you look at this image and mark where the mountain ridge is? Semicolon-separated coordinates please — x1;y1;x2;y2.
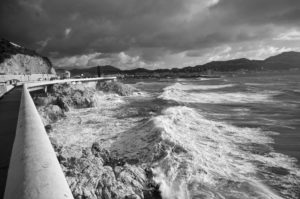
65;51;300;76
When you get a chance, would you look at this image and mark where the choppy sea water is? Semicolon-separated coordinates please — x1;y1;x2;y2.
55;70;300;199
123;71;300;199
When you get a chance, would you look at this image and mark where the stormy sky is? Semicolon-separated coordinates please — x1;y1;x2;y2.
1;0;300;69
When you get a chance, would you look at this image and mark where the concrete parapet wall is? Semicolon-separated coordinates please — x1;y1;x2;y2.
0;74;57;83
4;85;74;199
3;77;117;199
0;85;14;98
27;77;117;91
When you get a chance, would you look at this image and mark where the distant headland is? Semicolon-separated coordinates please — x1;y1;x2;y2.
64;51;300;79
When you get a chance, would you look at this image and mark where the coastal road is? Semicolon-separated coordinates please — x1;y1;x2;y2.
0;88;22;199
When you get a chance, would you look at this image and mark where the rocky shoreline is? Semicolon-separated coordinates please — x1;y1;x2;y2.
32;81;162;199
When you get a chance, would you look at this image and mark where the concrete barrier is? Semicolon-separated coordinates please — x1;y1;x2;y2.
27;76;117;89
3;77;117;199
0;74;57;83
4;85;74;199
0;85;14;98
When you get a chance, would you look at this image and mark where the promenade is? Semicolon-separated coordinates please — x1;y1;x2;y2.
0;88;22;198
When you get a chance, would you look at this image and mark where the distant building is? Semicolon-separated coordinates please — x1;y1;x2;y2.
64;71;71;79
97;66;103;77
59;70;71;79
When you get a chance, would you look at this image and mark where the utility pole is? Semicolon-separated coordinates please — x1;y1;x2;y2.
97;66;103;77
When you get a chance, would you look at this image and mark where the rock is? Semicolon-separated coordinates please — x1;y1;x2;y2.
51;141;162;199
37;105;65;125
97;81;137;96
33;96;55;106
268;166;290;176
143;186;162;199
103;187;111;199
0;38;54;75
45;124;52;134
50;83;96;109
126;195;141;199
56;96;70;111
91;142;111;163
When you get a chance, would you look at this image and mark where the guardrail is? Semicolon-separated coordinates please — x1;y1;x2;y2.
26;76;117;89
3;85;74;199
3;77;117;199
0;85;14;98
0;74;57;83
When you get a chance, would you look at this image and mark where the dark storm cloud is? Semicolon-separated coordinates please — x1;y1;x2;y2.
0;0;300;68
210;0;300;25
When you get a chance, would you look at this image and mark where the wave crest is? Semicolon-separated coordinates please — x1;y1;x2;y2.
166;82;236;91
159;83;279;104
110;106;300;199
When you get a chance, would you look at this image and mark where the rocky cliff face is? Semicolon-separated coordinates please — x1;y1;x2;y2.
0;38;55;75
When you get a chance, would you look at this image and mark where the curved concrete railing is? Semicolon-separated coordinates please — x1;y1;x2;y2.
0;85;14;98
4;85;74;199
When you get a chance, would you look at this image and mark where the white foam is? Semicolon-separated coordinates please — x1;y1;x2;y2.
93;91;125;107
196;77;211;81
10;41;21;48
167;82;235;91
245;83;284;86
159;83;278;104
110;106;300;199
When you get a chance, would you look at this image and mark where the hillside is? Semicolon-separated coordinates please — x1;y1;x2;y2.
0;38;55;75
193;58;262;72
62;51;300;77
70;65;121;76
262;51;300;70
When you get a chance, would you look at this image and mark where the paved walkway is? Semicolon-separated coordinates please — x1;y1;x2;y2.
0;88;22;199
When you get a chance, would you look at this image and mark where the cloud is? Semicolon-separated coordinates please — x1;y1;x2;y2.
1;0;300;69
64;28;72;38
53;51;153;70
274;29;300;41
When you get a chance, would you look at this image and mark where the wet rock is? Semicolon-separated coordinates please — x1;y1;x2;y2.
91;142;111;163
37;104;65;125
45;124;52;133
56;96;70;111
143;186;162;199
268;166;290;176
34;96;56;106
97;81;137;96
125;194;141;199
51;141;163;199
49;83;96;109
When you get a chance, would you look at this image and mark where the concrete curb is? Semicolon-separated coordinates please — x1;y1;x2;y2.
4;85;74;199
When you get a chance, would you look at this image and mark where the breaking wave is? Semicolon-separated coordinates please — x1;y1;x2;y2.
159;83;279;104
110;106;300;199
165;82;236;91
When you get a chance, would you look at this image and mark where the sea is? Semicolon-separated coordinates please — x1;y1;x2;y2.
121;70;300;199
55;70;300;199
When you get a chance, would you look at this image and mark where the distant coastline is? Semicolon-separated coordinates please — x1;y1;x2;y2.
56;51;300;79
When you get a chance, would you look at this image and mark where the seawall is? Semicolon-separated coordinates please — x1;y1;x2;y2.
4;85;74;199
3;77;116;199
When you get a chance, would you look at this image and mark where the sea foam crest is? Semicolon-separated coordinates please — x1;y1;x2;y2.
159;83;278;104
166;82;235;91
110;106;300;199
